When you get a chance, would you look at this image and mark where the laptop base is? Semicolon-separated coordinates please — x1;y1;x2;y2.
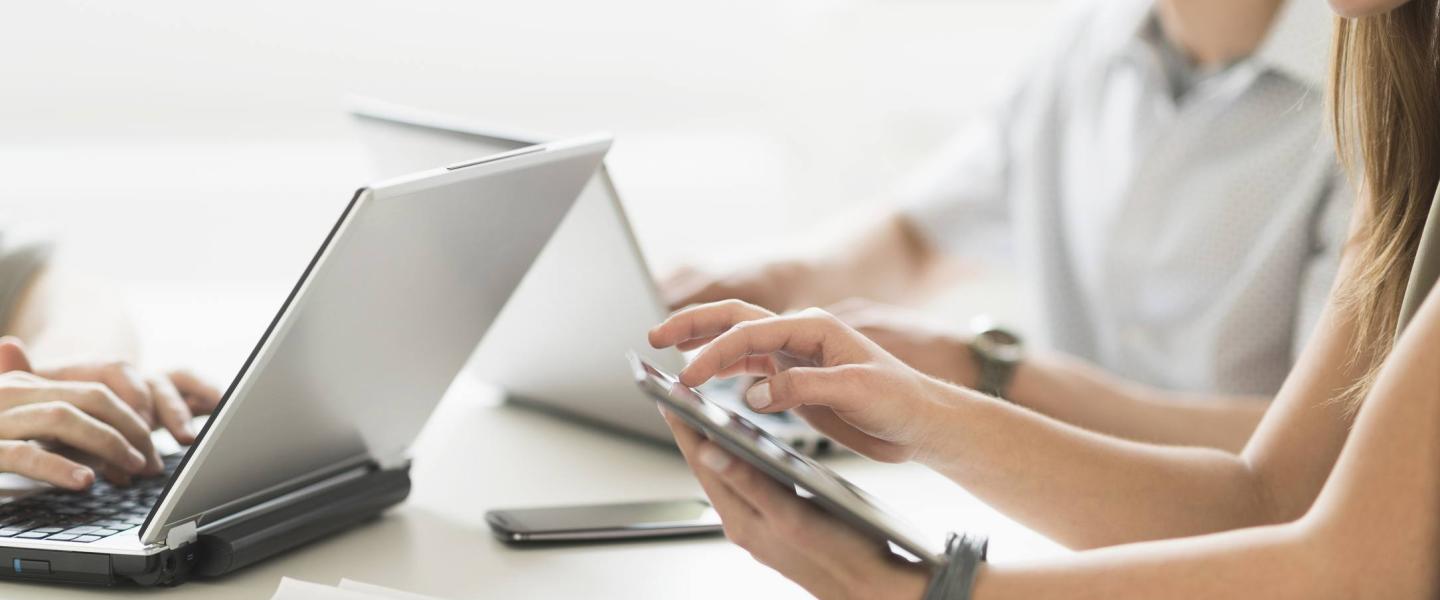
0;542;194;587
0;465;410;587
194;465;411;577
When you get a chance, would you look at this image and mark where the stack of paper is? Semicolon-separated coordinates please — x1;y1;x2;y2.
270;577;452;600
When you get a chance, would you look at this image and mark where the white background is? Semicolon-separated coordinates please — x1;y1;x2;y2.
1;0;1060;374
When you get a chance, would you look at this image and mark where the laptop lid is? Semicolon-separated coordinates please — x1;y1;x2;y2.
348;99;689;443
140;134;612;546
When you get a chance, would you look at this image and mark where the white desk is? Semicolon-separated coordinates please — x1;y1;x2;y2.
0;371;1065;599
0;138;1059;598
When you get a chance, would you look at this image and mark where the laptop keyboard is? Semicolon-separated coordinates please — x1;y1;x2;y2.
0;453;181;543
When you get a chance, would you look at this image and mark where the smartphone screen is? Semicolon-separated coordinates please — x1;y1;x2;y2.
486;499;722;542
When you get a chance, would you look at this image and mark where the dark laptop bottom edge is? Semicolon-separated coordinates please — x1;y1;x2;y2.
0;465;411;587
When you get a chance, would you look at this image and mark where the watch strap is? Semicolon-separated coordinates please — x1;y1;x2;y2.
922;532;989;600
971;345;1018;399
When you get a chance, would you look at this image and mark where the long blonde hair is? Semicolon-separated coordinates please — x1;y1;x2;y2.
1330;0;1440;407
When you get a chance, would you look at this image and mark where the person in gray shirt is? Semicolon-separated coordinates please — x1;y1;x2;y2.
663;0;1345;452
0;233;220;491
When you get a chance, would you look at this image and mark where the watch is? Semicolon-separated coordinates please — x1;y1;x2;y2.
967;315;1024;399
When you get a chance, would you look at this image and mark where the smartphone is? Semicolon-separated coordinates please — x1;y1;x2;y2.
485;498;724;543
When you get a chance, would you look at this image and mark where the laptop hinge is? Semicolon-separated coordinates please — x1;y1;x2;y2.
374;452;409;471
197;465;373;534
166;520;198;548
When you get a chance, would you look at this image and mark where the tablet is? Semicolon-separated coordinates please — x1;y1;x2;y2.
627;352;946;567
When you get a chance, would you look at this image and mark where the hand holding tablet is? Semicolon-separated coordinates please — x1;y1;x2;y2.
628;351;948;567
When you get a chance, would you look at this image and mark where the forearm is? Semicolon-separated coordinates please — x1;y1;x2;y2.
786;212;951;309
975;522;1327;599
918;382;1277;549
972;280;1440;600
3;267;139;364
973;472;1430;600
1294;277;1440;598
1010;352;1268;452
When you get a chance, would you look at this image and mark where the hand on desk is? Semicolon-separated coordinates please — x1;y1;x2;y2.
0;337;221;490
660;408;929;600
659;262;808;313
648;300;960;464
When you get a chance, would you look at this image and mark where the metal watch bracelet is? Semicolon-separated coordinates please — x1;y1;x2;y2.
922;532;988;600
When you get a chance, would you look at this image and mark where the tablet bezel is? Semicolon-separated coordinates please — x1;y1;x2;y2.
627;352;946;567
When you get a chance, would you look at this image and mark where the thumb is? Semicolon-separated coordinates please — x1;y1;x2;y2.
0;337;33;373
749;366;867;414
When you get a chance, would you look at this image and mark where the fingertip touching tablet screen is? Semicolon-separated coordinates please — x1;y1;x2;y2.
627;351;948;567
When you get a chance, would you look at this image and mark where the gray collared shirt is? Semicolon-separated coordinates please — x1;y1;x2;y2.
899;0;1349;395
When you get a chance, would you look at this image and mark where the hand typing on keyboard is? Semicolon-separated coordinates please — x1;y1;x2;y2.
0;337;219;491
32;360;220;445
0;453;181;543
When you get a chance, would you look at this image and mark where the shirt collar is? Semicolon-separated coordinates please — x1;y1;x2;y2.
1111;0;1331;89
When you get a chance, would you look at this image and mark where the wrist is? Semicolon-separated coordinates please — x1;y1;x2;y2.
966;318;1023;399
888;564;931;600
1002;352;1056;413
940;334;979;388
910;377;987;469
845;557;929;600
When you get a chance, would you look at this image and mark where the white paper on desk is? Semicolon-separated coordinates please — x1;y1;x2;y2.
271;577;393;600
339;579;450;600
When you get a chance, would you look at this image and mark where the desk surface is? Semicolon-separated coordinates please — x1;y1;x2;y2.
0;372;1065;599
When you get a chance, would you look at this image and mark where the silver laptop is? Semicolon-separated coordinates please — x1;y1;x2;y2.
348;98;834;454
0;135;609;586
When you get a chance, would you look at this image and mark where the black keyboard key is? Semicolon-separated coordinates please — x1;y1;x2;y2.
0;453;178;533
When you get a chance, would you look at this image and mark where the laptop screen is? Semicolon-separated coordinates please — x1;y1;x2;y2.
350;102;543;179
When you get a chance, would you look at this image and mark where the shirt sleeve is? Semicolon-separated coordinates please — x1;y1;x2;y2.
894;104;1017;262
1291;170;1353;358
0;233;53;332
893;0;1093;263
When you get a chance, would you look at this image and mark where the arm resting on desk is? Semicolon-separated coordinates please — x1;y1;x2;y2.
916;239;1368;549
1008;353;1267;453
974;274;1440;599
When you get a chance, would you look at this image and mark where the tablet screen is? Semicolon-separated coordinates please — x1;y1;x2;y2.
628;352;945;565
643;360;824;472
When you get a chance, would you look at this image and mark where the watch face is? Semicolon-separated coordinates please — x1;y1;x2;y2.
974;328;1023;363
979;329;1021;346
